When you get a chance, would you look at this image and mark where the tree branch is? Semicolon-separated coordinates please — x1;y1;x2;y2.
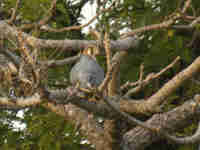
122;95;200;150
8;0;21;24
20;0;57;30
40;0;119;32
124;56;180;97
0;20;140;52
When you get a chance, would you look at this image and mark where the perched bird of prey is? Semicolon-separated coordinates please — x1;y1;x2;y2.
70;46;104;92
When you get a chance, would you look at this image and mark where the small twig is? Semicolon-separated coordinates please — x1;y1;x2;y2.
98;62;117;92
181;0;191;14
120;81;139;90
20;0;57;30
41;55;80;67
8;0;21;24
121;0;191;39
139;63;144;82
38;0;57;26
153;56;180;78
125;56;181;97
40;0;120;32
121;17;178;38
120;63;144;90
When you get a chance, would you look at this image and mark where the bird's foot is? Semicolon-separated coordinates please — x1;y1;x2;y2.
79;87;93;93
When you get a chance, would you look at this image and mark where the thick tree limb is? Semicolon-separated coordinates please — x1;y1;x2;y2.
0;20;140;52
0;93;112;150
122;95;200;150
120;56;200;114
0;93;41;107
45;103;112;150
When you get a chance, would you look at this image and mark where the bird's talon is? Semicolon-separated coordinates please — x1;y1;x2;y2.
79;87;93;93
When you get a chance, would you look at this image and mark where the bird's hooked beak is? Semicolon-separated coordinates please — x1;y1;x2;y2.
82;46;100;60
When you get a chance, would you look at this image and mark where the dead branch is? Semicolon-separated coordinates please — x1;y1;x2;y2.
121;0;192;38
0;20;140;52
41;55;80;67
0;92;110;150
0;93;41;107
124;56;180;96
103;119;117;150
119;56;200;115
190;16;200;27
143;56;200;113
107;51;128;96
8;0;21;24
98;61;117;92
104;92;200;145
98;32;113;93
17;31;35;65
17;31;41;89
121;16;179;38
182;0;191;14
122;95;200;150
40;0;119;32
45;102;112;150
20;0;57;30
105;32;112;71
0;48;21;67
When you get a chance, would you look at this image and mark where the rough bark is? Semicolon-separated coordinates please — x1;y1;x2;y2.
0;21;140;53
122;97;200;150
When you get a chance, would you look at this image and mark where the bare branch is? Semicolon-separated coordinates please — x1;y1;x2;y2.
124;56;180;96
190;16;200;27
40;0;119;32
119;56;200;114
121;16;179;38
8;0;21;24
20;0;57;30
121;0;192;38
41;55;80;67
45;102;112;150
101;91;200;148
105;32;112;71
165;122;200;144
182;0;191;14
0;48;21;67
0;21;140;52
99;90;200;145
122;95;200;150
98;32;112;93
98;62;117;92
0;93;41;107
144;56;200;113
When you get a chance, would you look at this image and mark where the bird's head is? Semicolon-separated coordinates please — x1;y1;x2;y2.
82;45;100;59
